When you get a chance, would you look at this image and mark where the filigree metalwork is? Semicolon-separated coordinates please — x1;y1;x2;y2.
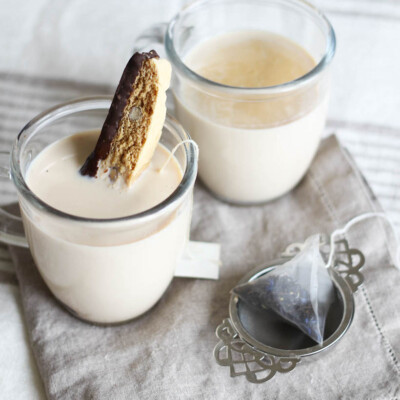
214;237;365;382
332;239;365;293
214;319;300;383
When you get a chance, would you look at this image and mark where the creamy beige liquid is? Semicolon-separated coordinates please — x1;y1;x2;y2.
27;131;183;218
22;131;192;323
189;31;315;88
175;31;329;203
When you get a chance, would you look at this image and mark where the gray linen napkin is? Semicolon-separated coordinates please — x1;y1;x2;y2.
9;135;400;399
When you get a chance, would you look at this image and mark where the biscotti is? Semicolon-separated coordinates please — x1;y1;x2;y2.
80;50;171;185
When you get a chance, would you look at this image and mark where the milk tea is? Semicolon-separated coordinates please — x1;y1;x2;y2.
21;131;191;323
174;31;328;203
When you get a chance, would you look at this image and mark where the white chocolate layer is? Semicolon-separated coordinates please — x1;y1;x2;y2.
132;58;172;182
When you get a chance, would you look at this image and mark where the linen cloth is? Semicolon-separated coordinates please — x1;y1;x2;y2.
1;0;400;398
6;134;400;399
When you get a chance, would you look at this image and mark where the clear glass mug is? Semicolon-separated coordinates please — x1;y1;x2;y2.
135;0;336;204
0;97;198;324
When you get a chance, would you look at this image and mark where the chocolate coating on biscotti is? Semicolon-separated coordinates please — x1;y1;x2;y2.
80;50;159;177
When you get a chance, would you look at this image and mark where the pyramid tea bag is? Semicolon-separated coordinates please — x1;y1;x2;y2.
233;213;400;345
233;235;335;344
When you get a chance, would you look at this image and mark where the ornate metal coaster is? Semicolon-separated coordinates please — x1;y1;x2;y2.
214;237;365;383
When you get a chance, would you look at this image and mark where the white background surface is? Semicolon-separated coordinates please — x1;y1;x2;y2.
1;0;400;129
0;0;400;398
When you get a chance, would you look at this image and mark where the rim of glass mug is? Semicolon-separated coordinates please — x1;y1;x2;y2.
10;96;198;225
165;0;336;97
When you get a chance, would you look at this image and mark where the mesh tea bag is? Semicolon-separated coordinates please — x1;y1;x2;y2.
233;213;400;345
233;235;335;344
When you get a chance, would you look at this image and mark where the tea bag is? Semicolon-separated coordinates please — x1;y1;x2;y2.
233;235;335;344
233;212;400;345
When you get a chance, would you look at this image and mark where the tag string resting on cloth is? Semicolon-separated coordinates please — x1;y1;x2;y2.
326;212;400;269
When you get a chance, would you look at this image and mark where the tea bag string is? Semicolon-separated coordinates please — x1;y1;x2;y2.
326;212;400;269
158;140;199;173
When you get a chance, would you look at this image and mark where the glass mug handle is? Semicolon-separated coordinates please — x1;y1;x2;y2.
0;151;28;248
132;22;168;54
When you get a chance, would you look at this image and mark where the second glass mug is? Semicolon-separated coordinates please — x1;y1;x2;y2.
0;97;198;324
135;0;336;204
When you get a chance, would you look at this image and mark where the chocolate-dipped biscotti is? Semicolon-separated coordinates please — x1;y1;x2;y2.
80;50;172;185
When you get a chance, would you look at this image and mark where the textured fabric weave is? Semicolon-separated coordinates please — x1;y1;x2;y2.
8;135;400;399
